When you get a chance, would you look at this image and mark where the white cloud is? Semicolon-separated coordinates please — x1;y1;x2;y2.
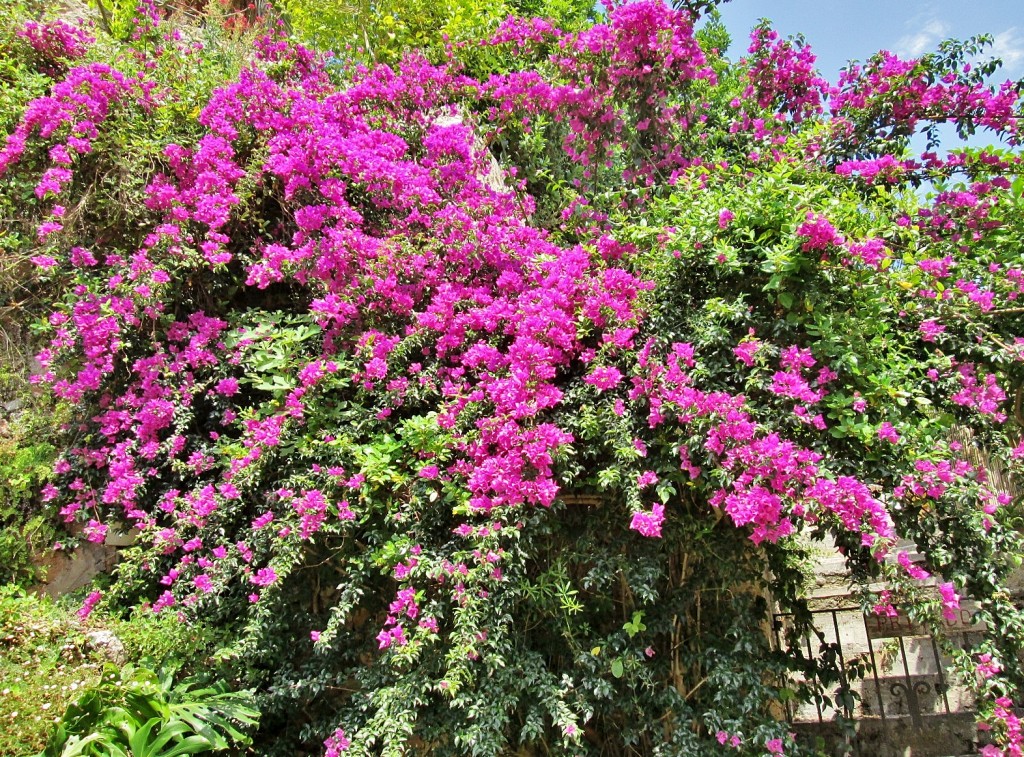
895;18;951;58
892;14;1024;79
991;27;1024;77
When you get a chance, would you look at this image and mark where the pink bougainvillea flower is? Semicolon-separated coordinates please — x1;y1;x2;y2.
250;567;277;586
878;422;900;443
324;728;350;756
83;518;108;544
630;504;665;538
585;365;623;391
939;582;961;623
919;319;946;342
977;653;1001;680
637;470;658;488
77;590;102;620
897;551;930;580
733;338;760;366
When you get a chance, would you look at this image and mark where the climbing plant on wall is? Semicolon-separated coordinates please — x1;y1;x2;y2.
2;1;1023;754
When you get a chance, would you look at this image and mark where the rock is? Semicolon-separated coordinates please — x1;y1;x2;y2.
431;111;508;193
85;630;126;665
104;529;138;547
33;541;118;598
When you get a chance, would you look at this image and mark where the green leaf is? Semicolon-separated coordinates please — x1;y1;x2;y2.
154;734;216;757
610;659;624;678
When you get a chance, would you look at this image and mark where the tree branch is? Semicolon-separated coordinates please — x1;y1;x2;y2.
94;0;114;35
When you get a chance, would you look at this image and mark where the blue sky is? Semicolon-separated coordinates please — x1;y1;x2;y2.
714;1;1024;83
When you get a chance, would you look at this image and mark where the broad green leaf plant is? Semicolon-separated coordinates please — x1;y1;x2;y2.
41;662;259;757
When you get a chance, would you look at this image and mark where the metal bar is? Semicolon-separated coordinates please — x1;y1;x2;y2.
830;610;859;756
930;634;951;714
831;610;850;716
898;635;913;690
896;635;923;727
863;615;886;728
807;632;824;723
772;616;795;722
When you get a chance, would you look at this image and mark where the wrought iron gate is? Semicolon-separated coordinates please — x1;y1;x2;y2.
772;603;983;752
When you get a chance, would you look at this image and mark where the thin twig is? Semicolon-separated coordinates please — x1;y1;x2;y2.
94;0;114;35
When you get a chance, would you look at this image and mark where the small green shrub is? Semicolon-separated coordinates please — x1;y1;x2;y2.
0;431;59;586
111;609;229;670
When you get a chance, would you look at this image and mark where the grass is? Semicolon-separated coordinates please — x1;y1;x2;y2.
0;587;104;756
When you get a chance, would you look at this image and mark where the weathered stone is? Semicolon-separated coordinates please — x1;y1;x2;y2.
85;630;126;665
104;529;138;547
432;112;508;193
32;541;118;598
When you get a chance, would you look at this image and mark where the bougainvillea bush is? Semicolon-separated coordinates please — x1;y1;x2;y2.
3;1;1024;754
